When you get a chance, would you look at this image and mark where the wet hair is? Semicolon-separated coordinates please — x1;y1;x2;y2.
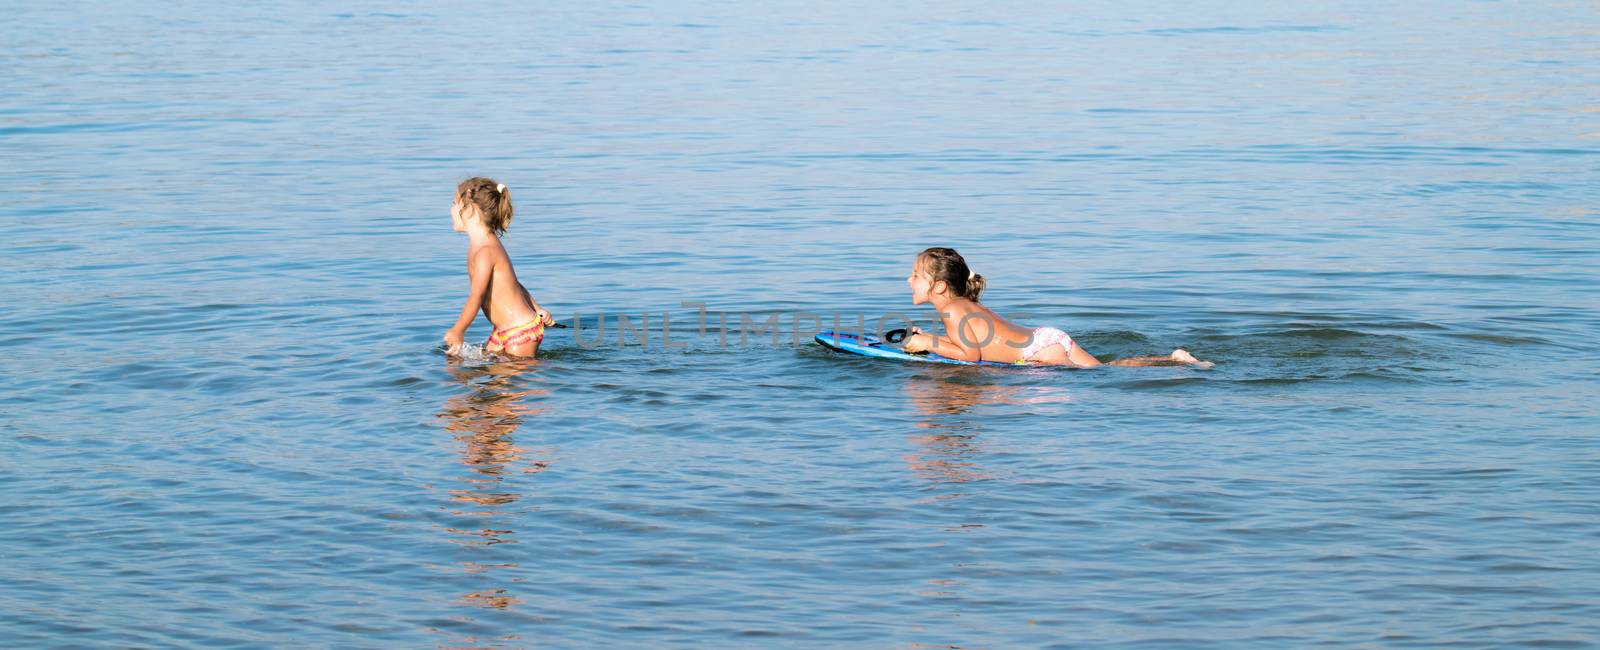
456;177;514;237
917;247;986;301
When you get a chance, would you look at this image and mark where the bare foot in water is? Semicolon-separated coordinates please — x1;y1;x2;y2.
1171;349;1214;368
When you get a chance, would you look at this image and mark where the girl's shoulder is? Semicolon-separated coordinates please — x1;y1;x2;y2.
941;298;983;315
937;300;982;324
468;240;510;258
466;242;511;271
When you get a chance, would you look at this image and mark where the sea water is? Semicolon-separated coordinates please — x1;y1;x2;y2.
2;1;1597;647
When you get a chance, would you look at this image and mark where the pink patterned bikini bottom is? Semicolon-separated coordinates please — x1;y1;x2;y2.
1020;327;1073;362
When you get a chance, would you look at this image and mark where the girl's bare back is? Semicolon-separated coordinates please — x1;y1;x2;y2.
472;243;537;329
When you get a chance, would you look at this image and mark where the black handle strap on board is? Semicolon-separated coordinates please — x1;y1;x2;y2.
884;328;908;343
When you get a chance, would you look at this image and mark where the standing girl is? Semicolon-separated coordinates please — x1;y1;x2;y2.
443;177;554;357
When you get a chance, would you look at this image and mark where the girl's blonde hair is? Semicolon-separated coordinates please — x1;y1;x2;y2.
456;177;514;237
917;247;985;301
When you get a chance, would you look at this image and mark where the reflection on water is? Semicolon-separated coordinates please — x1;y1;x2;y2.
903;377;1075;649
902;377;1000;486
902;377;1073;486
434;358;551;638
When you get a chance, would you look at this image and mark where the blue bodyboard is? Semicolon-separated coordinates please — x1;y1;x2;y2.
814;330;1019;366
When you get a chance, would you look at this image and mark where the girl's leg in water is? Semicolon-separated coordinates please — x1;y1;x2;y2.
1108;349;1213;368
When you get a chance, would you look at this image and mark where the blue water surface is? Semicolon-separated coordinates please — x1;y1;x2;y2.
3;1;1598;647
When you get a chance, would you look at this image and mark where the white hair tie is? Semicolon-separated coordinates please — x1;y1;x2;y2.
968;270;976;280
496;183;506;193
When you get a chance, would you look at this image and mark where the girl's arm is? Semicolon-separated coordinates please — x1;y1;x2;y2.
929;330;983;362
518;283;554;325
902;325;983;362
444;254;494;352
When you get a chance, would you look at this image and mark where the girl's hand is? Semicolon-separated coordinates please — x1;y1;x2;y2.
902;332;930;354
534;306;554;326
443;330;465;355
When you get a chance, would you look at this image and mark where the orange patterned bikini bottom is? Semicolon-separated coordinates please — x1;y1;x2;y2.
485;319;545;354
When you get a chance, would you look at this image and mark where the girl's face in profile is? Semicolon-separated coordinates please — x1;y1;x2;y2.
907;258;937;305
450;197;471;232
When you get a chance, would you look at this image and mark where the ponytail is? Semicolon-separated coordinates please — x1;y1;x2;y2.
917;247;985;302
492;184;513;236
964;272;986;301
456;177;515;237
